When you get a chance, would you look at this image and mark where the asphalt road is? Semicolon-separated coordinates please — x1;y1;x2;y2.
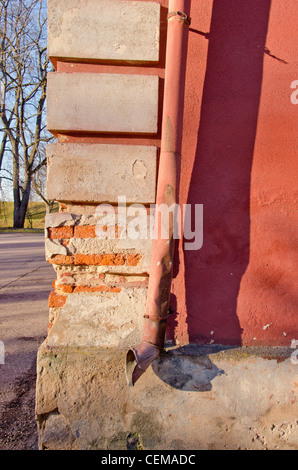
0;233;54;449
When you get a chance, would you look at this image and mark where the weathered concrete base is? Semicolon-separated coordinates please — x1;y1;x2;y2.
36;344;298;450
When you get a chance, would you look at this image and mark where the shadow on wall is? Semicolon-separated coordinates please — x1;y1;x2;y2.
171;0;272;346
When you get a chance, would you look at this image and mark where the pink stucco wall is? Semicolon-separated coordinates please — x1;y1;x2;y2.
168;0;298;346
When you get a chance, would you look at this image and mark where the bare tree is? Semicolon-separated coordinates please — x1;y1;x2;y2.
0;0;52;228
31;145;55;213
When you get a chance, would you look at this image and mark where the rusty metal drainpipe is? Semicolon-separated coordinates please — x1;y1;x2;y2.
125;1;191;386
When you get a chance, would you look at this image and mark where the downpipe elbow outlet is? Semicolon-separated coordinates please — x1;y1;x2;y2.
125;341;162;387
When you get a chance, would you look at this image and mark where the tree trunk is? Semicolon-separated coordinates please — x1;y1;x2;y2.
45;201;54;214
12;141;21;228
13;176;31;229
13;188;22;228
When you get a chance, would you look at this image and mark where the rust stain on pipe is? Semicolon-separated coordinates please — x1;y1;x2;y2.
125;0;191;386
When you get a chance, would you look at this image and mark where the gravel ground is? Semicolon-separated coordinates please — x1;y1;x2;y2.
0;358;39;450
0;233;53;451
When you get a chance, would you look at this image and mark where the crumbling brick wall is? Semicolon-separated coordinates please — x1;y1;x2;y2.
36;0;298;451
36;0;165;448
42;0;163;351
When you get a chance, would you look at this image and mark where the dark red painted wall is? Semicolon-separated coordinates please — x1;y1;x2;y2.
168;0;298;346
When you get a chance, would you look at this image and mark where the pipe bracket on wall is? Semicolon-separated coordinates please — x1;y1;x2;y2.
167;11;191;26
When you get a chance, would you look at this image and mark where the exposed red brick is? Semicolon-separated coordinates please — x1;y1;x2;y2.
101;254;125;266
48;290;67;308
56;284;74;293
74;254;125;266
126;254;142;266
59;203;68;212
47;255;74;265
48;226;73;239
74;225;96;238
73;285;121;293
74;254;102;265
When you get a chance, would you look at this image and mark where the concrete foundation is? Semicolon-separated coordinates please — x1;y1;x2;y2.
36;345;298;450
